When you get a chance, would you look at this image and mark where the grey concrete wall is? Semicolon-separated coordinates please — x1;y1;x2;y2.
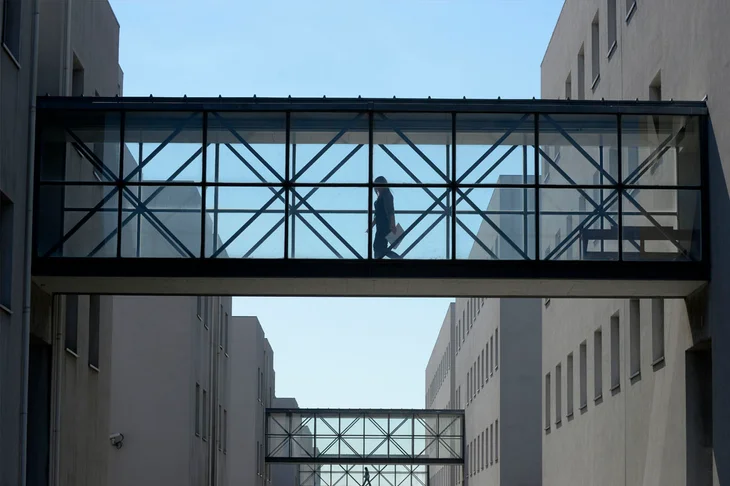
542;0;729;484
228;316;275;486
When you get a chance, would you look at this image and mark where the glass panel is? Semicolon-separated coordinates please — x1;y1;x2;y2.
365;415;389;436
291;112;368;184
540;188;619;261
37;184;119;257
268;413;290;434
290;186;367;259
456;187;535;260
341;415;364;436
390;415;413;436
207;112;286;183
314;436;339;458
621;189;701;261
373;113;452;184
456;113;535;184
622;115;701;187
267;435;289;458
316;415;340;435
371;187;450;259
205;186;285;258
124;112;203;183
120;185;202;258
39;110;122;182
539;114;619;186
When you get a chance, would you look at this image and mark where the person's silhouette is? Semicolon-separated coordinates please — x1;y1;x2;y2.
363;467;372;486
369;176;402;259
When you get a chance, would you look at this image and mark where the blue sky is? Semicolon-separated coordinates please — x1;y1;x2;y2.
109;0;565;408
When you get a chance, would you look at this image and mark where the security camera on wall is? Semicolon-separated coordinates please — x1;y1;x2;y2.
109;433;124;449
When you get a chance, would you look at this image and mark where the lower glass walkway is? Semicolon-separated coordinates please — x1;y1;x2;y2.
32;97;709;296
265;408;464;465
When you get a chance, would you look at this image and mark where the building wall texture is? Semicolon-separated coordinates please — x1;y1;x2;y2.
542;0;726;485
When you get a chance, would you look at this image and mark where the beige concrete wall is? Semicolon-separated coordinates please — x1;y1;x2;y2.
542;0;728;484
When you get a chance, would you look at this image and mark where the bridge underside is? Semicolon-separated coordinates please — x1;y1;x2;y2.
33;97;709;297
33;259;706;297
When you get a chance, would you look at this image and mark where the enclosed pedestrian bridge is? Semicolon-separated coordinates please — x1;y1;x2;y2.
32;96;709;297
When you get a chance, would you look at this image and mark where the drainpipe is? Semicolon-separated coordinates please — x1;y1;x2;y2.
19;0;42;484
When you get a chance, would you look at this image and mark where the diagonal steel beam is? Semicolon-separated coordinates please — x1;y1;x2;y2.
399;212;447;258
293;114;366;181
124;112;199;182
542;114;618;185
378;114;449;183
455;218;499;260
378;145;448;211
456;115;529;183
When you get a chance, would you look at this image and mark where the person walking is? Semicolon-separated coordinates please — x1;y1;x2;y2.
369;176;402;259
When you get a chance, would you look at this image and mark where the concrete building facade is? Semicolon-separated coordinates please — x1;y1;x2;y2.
425;297;542;486
541;1;727;485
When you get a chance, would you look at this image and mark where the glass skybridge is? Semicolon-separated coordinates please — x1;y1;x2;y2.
32;97;709;297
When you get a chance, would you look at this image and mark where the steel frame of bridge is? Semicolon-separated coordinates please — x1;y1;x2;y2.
32;97;710;295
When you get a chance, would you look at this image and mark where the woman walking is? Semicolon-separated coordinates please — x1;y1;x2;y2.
370;176;402;259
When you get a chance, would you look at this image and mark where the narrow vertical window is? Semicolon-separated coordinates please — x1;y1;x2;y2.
197;296;202;319
65;295;79;354
608;0;618;56
591;13;600;87
481;349;485;385
2;0;22;61
495;420;499;462
630;299;641;378
490;336;494;374
485;344;489;382
495;327;499;369
565;72;572;99
611;314;620;390
555;363;562;423
567;353;574;416
580;341;588;408
88;295;100;369
481;431;485;469
477;355;481;391
467;370;470;404
203;389;208;440
545;372;551;430
594;328;603;399
490;424;494;464
0;194;13;309
223;409;227;453
577;46;586;100
652;298;665;366
626;0;637;22
195;383;201;436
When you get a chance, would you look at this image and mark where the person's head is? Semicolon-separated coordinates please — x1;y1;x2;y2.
365;467;369;473
374;176;388;196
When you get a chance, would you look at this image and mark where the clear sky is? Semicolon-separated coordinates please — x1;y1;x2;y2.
109;0;565;408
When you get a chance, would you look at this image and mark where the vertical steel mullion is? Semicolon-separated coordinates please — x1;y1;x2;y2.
387;414;391;460
446;144;451;259
700;114;710;265
288;412;292;458
284;112;291;259
534;115;540;261
368;111;374;260
451;113;457;260
289;144;298;258
200;112;208;258
116;111;125;257
617;115;623;261
523;145;528;255
599;145;605;253
136;142;143;257
213;143;220;254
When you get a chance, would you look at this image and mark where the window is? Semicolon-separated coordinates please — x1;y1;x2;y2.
555;363;562;424
481;431;485;469
0;194;12;309
611;314;620;390
88;295;100;369
195;383;201;436
467;370;470;404
567;353;574;416
2;0;21;62
71;55;84;96
490;336;494;375
630;299;641;377
462;311;465;341
650;71;662;101
476;438;480;472
481;349;485;385
490;424;494;464
594;328;603;399
196;296;202;319
218;403;222;450
256;441;261;475
495;328;499;369
224;312;229;355
626;0;637;22
565;72;572;99
219;304;224;349
65;295;78;354
607;0;618;56
545;372;551;430
257;368;262;401
579;341;588;408
223;409;227;452
652;298;665;365
477;355;481;391
485;344;489;382
591;13;600;87
577;46;586;100
202;389;208;440
495;420;499;462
